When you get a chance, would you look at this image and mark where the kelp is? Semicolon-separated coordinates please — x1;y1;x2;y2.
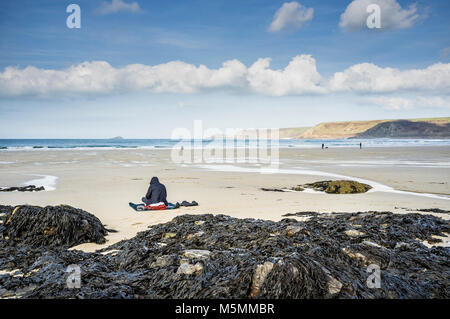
0;205;111;248
0;209;449;299
0;185;45;192
261;180;372;194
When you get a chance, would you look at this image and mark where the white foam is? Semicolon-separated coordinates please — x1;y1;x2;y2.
197;164;450;201
22;174;58;191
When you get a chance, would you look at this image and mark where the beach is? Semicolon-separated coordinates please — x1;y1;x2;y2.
2;0;450;303
1;146;449;252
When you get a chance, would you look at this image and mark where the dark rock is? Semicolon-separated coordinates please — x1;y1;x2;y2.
262;181;371;194
260;188;286;192
415;208;450;214
0;185;45;192
0;211;449;299
302;180;372;194
283;212;320;217
0;205;111;248
260;187;303;192
352;120;450;139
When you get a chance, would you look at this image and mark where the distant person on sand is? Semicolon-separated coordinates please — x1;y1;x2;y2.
142;177;168;207
322;143;324;149
360;142;362;149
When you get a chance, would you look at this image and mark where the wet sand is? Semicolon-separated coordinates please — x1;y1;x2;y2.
0;146;449;251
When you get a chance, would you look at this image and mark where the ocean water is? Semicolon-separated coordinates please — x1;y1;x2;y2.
0;138;449;151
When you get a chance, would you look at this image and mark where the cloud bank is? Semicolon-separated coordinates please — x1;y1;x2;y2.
339;0;421;30
269;2;314;32
1;55;449;98
367;96;450;110
329;62;450;93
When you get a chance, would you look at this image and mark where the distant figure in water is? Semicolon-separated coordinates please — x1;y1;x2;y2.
321;143;324;149
142;177;168;206
359;142;362;149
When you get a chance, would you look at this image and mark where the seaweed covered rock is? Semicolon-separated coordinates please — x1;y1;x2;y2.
302;180;372;194
0;211;449;299
0;185;45;192
0;205;110;248
262;180;371;194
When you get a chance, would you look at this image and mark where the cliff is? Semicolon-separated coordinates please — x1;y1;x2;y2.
353;120;450;139
297;117;450;139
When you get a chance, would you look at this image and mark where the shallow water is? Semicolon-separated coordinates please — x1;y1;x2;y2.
1;138;450;151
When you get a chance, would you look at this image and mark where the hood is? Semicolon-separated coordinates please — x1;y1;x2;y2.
150;177;159;185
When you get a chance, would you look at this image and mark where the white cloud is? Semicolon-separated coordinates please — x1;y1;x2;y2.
0;60;247;97
1;56;449;98
339;0;421;30
416;96;450;108
269;2;314;32
329;62;450;93
367;96;450;110
98;0;142;15
247;55;324;95
367;96;413;110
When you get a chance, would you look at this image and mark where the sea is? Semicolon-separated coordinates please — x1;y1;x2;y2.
0;138;449;151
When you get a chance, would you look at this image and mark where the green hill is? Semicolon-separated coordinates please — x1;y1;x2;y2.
296;117;450;139
231;117;449;139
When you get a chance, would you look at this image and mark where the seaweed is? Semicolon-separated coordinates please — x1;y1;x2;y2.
0;205;111;248
415;208;450;214
261;180;372;194
302;180;372;194
282;211;320;217
0;185;45;192
260;188;286;192
0;209;449;299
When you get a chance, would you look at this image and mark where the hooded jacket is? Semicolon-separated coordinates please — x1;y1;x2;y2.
145;177;168;205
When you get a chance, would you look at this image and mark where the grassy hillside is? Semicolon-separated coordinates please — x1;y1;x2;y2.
231;117;449;139
296;117;450;139
354;119;450;139
279;127;311;138
297;120;386;139
409;117;450;125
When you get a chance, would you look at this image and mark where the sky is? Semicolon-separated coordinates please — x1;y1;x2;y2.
0;0;449;138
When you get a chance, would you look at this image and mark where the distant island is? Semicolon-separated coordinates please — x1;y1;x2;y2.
109;136;124;140
234;117;450;139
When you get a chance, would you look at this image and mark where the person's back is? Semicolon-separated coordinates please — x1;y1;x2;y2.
142;177;168;206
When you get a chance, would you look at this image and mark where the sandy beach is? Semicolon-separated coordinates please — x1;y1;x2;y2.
2;0;450;303
1;146;449;252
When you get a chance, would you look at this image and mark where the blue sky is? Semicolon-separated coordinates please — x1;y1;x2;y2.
0;0;449;138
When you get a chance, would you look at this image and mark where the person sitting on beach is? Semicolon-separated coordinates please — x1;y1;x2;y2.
142;177;168;209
